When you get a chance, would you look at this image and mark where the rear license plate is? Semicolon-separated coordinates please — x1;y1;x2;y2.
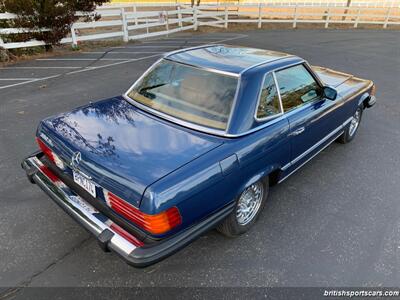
73;170;96;198
70;196;98;214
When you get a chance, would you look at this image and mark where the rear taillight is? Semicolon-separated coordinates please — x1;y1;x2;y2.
39;165;60;182
36;137;65;169
105;191;182;235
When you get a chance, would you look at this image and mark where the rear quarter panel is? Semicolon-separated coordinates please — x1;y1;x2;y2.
142;117;290;236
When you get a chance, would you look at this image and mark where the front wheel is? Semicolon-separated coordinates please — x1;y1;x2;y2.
337;106;363;144
217;178;268;237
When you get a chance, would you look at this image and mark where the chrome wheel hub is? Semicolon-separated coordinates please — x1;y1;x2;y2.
349;109;361;137
236;182;264;226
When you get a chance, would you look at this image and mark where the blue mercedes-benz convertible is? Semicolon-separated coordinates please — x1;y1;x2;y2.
22;45;376;267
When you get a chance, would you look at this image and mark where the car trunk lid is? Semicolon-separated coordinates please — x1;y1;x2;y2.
37;96;223;207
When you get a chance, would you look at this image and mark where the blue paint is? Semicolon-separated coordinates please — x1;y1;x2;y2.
35;45;374;239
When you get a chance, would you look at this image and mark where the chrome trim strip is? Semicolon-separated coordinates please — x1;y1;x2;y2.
124;57;163;99
278;129;344;184
122;94;229;136
225;75;242;132
253;72;284;122
23;156;137;257
163;58;239;78
279;116;353;176
239;55;296;75
270;60;306;74
225;113;288;137
284;124;343;169
122;49;373;138
123;57;239;137
164;44;218;58
304;61;325;87
273;72;285;115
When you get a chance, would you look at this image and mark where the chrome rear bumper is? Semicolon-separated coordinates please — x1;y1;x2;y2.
22;155;139;260
22;153;234;267
367;95;376;108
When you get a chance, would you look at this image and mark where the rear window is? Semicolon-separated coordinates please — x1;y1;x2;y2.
127;59;238;130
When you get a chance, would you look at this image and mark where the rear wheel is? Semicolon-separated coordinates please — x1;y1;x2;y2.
217;178;268;237
337;106;363;144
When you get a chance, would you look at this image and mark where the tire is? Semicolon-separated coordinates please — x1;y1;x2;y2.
337;106;363;144
217;178;268;237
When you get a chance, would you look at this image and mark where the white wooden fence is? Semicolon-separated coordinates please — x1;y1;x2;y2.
1;3;399;50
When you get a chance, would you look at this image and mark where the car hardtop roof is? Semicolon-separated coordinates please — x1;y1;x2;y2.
165;44;298;76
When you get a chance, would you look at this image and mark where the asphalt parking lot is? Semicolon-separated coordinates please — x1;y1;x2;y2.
0;29;399;290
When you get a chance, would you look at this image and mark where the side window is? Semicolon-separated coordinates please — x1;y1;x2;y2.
256;73;281;119
275;64;322;112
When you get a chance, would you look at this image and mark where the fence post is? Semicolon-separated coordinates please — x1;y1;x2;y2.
133;4;138;26
224;4;228;29
325;8;331;28
165;11;170;35
177;5;183;27
383;7;392;28
354;8;360;28
293;4;298;28
70;24;78;48
121;8;129;42
193;6;198;31
258;3;262;29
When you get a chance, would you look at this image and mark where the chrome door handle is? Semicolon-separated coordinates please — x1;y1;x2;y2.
289;127;305;136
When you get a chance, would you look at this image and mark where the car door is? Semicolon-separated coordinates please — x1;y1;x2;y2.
274;63;343;169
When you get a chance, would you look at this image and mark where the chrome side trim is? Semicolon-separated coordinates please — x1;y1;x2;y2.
22;156;137;257
278;129;344;184
270;60;306;74
164;44;218;58
279;117;353;181
239;55;296;75
282;122;345;170
163;58;239;78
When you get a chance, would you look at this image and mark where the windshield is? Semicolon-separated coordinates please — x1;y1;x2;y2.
127;59;238;131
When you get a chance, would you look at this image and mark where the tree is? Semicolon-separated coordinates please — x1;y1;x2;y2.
190;0;201;7
1;0;109;47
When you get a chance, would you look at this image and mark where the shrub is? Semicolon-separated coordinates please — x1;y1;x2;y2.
1;0;109;48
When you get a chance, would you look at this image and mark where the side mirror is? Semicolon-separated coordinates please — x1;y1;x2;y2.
323;86;337;100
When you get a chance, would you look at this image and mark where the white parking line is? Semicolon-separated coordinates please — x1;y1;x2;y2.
80;51;165;54
145;37;242;41
116;34;247;49
111;45;191;49
36;58;135;61
0;78;40;81
66;54;161;75
0;66;81;69
142;41;213;44
0;54;161;90
0;34;247;90
0;74;61;90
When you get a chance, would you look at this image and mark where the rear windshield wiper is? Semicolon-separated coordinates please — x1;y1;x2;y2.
139;83;167;93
